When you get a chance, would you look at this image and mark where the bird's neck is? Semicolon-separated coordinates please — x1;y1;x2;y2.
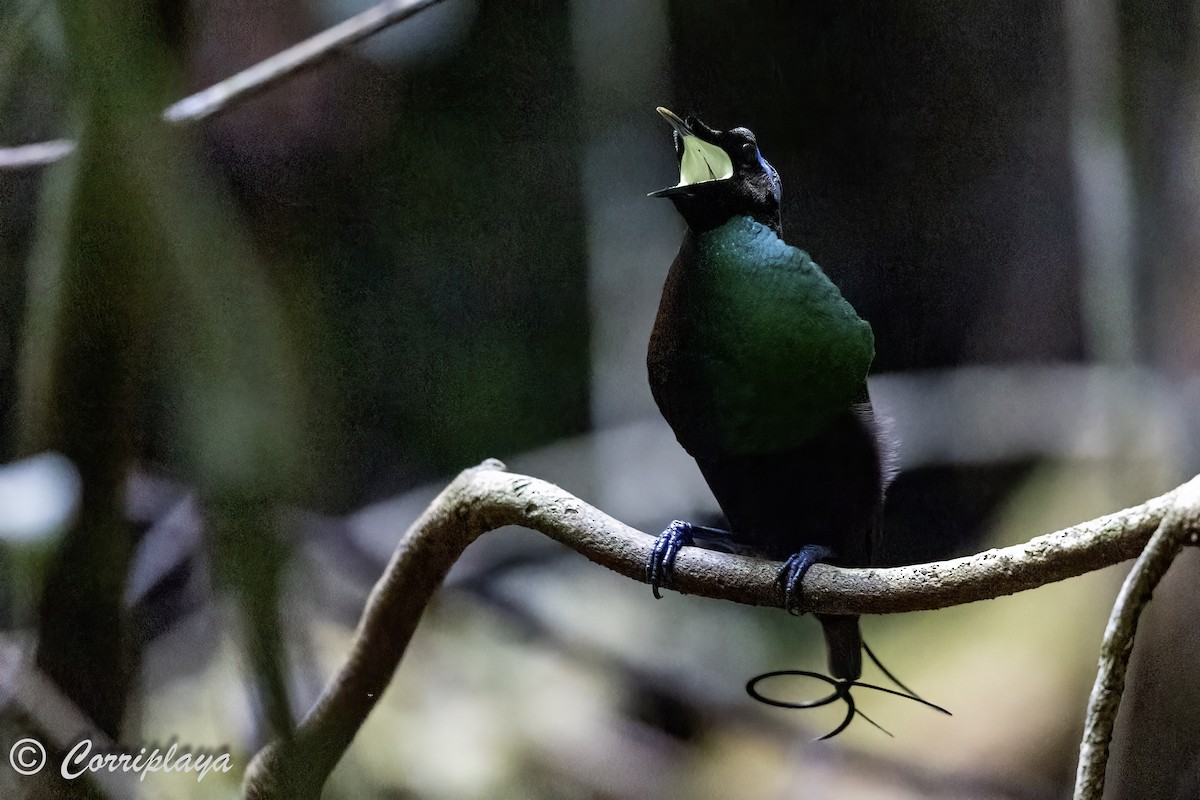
762;214;782;238
690;210;781;238
686;215;783;260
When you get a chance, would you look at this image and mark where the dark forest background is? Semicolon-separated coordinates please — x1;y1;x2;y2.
1;1;1199;798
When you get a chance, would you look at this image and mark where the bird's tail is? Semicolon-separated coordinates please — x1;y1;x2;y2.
816;613;863;681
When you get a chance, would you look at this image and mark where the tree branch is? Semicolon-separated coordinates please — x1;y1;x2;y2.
161;0;448;123
0;139;76;169
1073;479;1200;800
242;460;1200;799
0;0;449;169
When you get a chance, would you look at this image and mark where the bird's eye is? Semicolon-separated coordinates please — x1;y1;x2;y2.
741;141;757;160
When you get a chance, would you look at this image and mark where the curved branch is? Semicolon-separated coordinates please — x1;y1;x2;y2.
1073;479;1200;800
243;460;1200;799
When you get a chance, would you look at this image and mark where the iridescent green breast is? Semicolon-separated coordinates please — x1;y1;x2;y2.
648;216;874;457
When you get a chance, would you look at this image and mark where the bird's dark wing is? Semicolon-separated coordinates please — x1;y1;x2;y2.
693;392;887;568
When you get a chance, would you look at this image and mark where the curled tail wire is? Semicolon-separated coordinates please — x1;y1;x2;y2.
746;640;951;739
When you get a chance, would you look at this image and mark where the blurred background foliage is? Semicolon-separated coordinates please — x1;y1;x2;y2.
1;0;1199;798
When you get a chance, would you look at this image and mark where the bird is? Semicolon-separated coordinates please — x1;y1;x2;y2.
644;106;888;687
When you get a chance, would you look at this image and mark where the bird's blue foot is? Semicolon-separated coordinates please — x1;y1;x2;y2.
647;521;754;598
777;544;835;615
647;520;694;598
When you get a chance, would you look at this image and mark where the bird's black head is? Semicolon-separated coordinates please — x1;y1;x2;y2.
649;107;783;235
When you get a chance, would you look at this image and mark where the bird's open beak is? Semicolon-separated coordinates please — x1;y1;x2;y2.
648;107;734;197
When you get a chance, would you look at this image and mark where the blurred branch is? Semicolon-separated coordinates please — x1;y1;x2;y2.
0;0;449;169
1064;0;1138;364
0;138;75;168
0;640;139;798
161;0;447;122
243;460;1200;799
872;364;1192;468
1073;480;1200;800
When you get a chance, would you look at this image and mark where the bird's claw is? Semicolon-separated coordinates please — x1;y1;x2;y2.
777;544;835;615
647;520;695;598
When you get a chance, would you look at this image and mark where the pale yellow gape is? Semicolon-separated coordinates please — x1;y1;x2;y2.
656;106;733;189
